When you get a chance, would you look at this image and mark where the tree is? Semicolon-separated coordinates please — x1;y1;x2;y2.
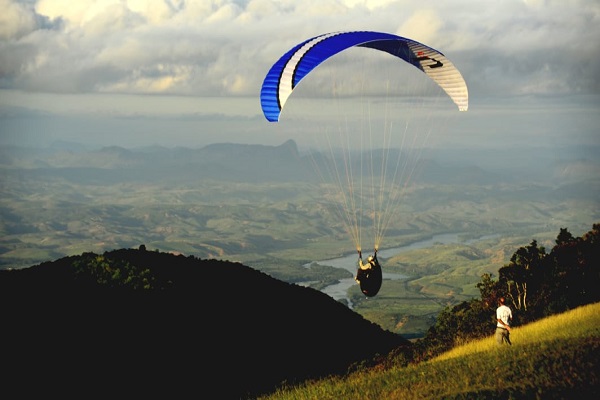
476;272;502;308
498;239;546;313
544;225;600;312
414;298;493;362
414;223;599;362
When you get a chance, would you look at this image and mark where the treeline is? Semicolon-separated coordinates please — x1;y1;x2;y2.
408;223;600;363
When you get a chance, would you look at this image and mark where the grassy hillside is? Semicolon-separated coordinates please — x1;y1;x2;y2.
260;302;600;399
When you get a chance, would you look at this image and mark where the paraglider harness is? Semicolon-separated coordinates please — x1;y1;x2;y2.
356;250;382;297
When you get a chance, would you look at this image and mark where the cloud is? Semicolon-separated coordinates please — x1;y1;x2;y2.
0;0;598;100
396;8;443;45
0;0;37;40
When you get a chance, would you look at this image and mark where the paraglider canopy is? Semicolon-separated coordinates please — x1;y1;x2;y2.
260;30;468;123
260;31;469;298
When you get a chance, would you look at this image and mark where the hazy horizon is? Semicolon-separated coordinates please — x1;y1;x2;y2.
1;1;599;152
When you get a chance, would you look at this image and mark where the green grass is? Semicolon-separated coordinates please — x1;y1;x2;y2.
260;302;600;399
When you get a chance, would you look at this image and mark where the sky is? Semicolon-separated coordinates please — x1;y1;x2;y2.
0;0;599;150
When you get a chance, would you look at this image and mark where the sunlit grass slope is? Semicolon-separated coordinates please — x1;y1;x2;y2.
261;302;600;399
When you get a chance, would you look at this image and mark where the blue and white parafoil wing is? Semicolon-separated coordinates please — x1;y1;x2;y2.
260;31;468;122
405;41;469;112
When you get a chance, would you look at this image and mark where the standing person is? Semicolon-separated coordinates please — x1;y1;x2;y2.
496;296;513;345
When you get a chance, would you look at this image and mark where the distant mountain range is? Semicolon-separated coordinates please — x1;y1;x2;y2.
0;140;314;184
2;139;599;189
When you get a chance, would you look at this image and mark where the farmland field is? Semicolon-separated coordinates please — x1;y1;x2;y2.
1;142;597;336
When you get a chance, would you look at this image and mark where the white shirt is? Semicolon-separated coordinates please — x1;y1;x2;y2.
496;304;512;328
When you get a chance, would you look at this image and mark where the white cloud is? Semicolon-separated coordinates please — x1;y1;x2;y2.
396;8;443;45
0;0;598;101
0;0;39;40
127;0;177;24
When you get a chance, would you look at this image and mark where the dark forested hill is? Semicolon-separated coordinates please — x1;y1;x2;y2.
1;247;409;399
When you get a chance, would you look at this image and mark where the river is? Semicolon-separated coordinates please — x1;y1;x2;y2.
305;232;499;308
